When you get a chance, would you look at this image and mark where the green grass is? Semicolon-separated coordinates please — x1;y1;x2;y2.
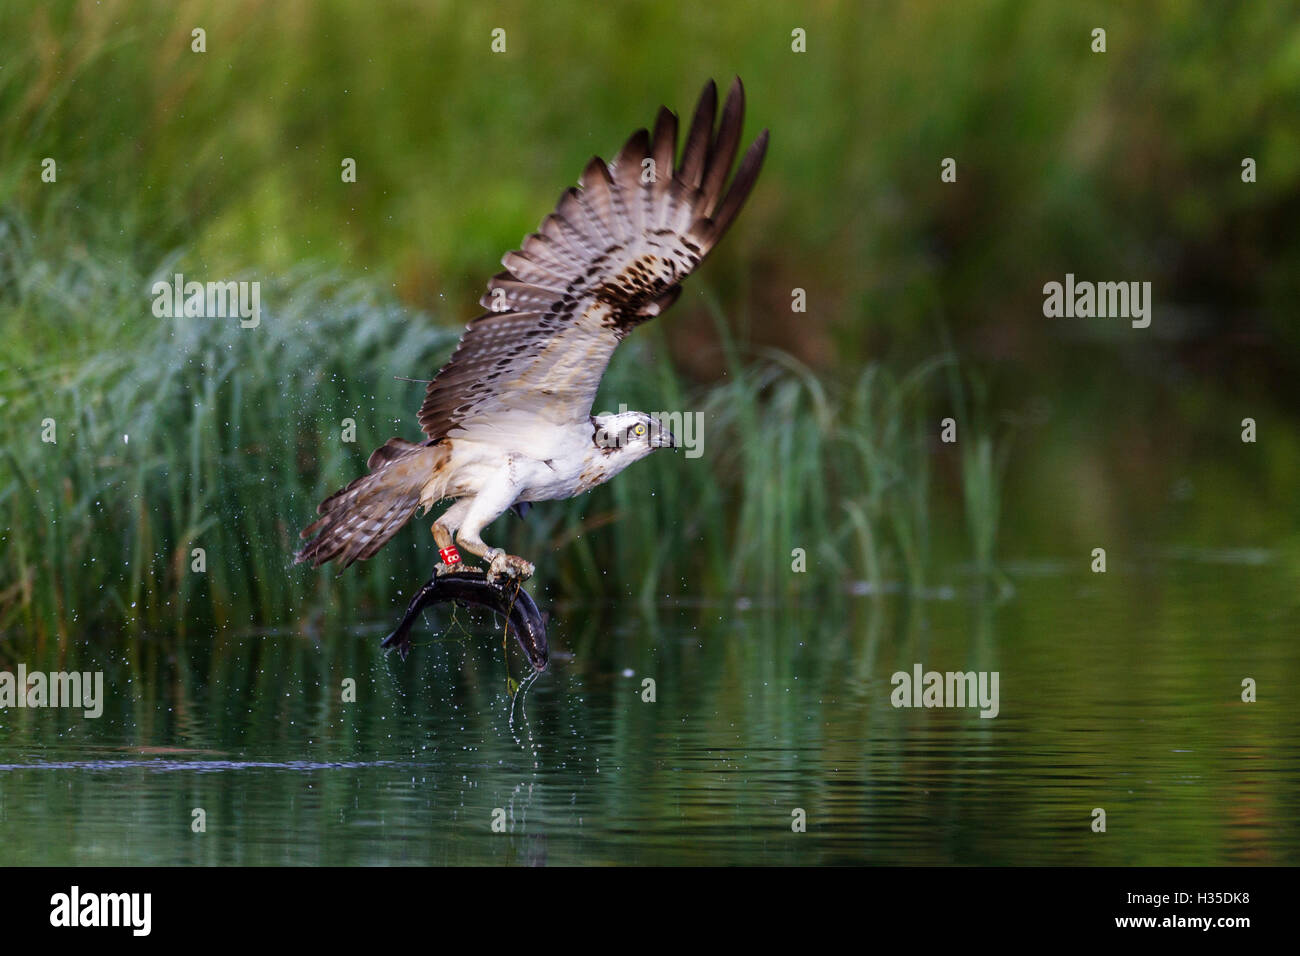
0;220;1006;642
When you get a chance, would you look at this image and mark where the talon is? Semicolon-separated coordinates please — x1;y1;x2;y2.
486;549;534;583
487;550;510;583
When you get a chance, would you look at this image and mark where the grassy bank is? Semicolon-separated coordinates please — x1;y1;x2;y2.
0;219;1001;643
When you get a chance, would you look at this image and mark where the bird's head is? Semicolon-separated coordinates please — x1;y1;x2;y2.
591;410;679;463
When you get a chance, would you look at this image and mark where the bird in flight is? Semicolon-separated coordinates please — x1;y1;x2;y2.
296;78;768;582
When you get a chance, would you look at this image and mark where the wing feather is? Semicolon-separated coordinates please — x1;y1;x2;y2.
577;158;619;248
614;128;651;241
678;80;716;190
700;128;770;244
699;79;746;217
650;107;677;194
419;77;767;442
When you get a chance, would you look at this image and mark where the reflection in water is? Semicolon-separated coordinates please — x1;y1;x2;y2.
1;560;1297;865
0;760;413;772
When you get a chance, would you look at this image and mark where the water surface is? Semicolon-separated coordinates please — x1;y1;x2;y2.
2;557;1295;865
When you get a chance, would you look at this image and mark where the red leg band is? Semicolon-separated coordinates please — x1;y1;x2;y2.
439;546;461;565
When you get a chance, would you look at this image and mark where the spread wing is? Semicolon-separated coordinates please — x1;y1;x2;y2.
418;77;768;442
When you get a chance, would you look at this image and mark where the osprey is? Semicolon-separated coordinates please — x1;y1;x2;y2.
296;78;768;581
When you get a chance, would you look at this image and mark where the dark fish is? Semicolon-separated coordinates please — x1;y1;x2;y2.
381;569;549;671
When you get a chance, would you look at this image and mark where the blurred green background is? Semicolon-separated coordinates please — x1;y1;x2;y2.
1;1;1298;866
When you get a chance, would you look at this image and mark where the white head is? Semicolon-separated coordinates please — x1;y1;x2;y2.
584;410;679;486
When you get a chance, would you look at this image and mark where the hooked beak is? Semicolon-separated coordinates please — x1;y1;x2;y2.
653;429;679;451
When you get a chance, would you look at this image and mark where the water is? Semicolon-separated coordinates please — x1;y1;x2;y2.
2;556;1296;865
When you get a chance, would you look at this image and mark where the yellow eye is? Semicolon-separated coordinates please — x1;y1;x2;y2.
634;424;647;436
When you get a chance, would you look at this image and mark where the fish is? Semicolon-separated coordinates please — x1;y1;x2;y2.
381;568;549;671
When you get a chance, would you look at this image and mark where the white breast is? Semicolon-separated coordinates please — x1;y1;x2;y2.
443;421;595;504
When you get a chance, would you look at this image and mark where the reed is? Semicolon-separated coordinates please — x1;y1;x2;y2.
1;242;1004;641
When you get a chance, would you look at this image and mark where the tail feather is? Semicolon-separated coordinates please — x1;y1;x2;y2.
296;438;446;571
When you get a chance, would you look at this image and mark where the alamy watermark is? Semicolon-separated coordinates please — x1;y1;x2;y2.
1043;273;1151;328
50;886;150;936
0;665;104;718
891;663;999;718
151;273;260;328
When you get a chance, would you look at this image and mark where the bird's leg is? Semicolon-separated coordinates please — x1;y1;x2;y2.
431;520;464;577
453;488;534;583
